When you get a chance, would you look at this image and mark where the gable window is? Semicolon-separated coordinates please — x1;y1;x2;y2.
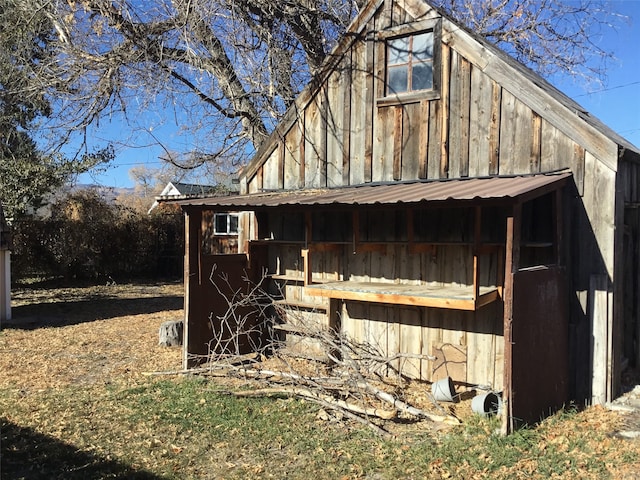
387;31;434;95
214;213;239;235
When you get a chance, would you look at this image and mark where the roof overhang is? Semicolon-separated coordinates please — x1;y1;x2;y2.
162;171;572;211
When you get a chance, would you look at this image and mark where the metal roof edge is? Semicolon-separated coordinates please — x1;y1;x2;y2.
168;170;572;209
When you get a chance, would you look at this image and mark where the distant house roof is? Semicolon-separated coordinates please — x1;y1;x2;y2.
0;202;9;250
166;182;220;196
148;182;219;213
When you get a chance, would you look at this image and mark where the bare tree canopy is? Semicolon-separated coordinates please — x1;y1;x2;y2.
5;0;625;175
0;2;114;219
432;0;621;81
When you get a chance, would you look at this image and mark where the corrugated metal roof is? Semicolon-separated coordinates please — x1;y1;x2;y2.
164;171;572;209
172;182;220;196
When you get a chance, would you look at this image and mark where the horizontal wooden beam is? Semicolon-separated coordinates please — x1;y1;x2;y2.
306;281;499;311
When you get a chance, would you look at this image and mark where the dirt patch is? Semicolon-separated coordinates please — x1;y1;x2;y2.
1;282;183;391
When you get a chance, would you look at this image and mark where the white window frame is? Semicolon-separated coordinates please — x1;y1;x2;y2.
213;213;239;235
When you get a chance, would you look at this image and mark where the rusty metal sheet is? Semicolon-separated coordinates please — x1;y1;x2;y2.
511;266;569;426
163;171;572;210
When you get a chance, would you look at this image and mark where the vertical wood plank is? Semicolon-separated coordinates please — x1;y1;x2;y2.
283;125;301;190
381;0;393;30
393;105;403;180
278;139;285;189
498;90;517;175
502;203;521;435
364;29;375;183
387;307;401;373
184;208;202;369
350;38;366;185
449;50;471;178
419;100;430;179
531;112;542;173
440;44;451;178
262;148;280;190
401;102;421;180
305;93;322;187
459;55;471;177
299;112;306;189
573;144;586;196
469;66;493;177
541;120;585;194
473;206;481;300
373;106;394;182
489;83;501;174
427;99;442;179
498;91;536;175
590;274;609;405
399;307;423;379
326;68;345;188
343;51;353;186
513;98;534;174
320;84;330;187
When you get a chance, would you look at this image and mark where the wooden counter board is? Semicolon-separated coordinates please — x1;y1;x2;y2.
305;281;499;310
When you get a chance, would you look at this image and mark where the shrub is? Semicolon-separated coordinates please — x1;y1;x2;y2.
10;191;184;281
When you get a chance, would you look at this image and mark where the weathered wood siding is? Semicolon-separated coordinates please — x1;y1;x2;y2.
245;3;611;194
242;0;624;396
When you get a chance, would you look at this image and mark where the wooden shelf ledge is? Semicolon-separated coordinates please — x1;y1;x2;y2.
305;281;499;311
271;274;305;282
273;299;328;311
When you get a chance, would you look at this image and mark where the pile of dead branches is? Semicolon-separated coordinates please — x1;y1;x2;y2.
171;272;461;437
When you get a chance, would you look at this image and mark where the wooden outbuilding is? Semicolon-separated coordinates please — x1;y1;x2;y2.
0;202;11;322
167;0;640;432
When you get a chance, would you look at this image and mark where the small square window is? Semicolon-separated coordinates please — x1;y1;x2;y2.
386;31;434;95
213;213;239;235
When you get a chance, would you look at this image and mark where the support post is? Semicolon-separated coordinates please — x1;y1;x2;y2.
473;206;482;302
502;203;521;435
184;208;202;369
0;249;10;322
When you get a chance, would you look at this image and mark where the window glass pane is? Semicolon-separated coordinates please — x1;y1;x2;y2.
388;66;408;94
412;32;434;61
214;214;228;234
229;214;239;234
388;37;410;64
412;62;433;91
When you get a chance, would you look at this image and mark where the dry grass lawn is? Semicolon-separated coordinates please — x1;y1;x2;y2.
1;280;639;479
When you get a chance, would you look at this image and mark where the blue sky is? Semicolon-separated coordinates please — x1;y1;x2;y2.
78;1;640;189
553;0;640;150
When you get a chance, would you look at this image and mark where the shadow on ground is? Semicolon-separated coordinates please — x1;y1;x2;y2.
1;418;165;480
4;295;183;330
